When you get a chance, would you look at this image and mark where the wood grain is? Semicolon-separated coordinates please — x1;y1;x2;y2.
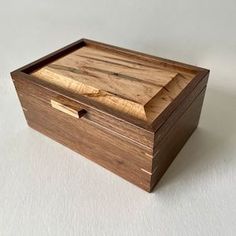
150;88;207;191
13;78;152;190
12;72;154;150
11;38;210;192
31;44;195;122
13;74;207;192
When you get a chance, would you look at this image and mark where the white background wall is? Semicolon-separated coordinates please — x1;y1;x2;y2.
0;0;235;235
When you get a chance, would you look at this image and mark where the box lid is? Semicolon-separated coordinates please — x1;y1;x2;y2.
16;39;209;132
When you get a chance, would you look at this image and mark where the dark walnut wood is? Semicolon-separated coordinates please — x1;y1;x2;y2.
11;38;210;192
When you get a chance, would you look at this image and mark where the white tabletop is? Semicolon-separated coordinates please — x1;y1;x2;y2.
1;0;235;235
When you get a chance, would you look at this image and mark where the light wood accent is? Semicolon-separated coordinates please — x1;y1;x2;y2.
51;99;86;118
31;45;195;122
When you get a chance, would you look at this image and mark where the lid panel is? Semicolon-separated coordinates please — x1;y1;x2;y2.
31;42;197;124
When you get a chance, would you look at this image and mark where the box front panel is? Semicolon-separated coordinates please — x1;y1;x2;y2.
12;76;153;191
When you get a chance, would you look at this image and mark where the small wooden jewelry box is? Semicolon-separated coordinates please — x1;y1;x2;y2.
11;39;209;192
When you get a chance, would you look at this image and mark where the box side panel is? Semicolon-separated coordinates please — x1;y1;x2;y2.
11;75;153;191
150;88;207;191
151;70;209;132
153;73;209;155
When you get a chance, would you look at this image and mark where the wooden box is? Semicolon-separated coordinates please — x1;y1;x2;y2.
11;39;209;192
